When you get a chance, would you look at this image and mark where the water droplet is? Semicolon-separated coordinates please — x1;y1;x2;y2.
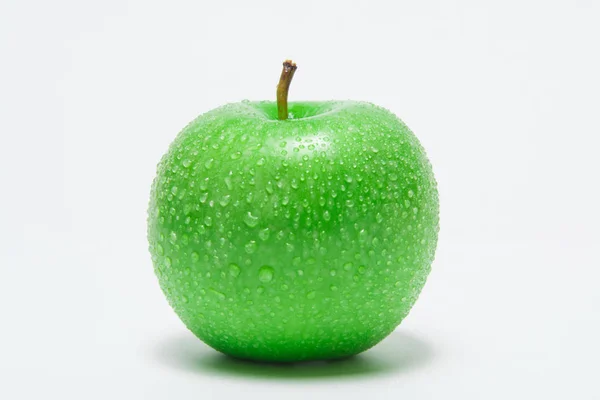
323;210;331;221
256;157;266;166
182;159;192;168
286;243;295;252
244;211;259;227
297;269;304;276
164;257;172;268
211;289;226;300
231;151;242;160
306;291;316;299
258;266;274;282
395;281;402;288
229;263;240;277
199;192;208;203
245;241;257;254
219;195;231;207
257;287;265;294
191;251;199;262
182;295;189;303
344;175;353;183
330;284;338;291
343;262;353;271
204;158;214;169
259;228;270;241
358;229;368;243
156;244;164;255
224;176;233;190
408;189;414;198
358;265;366;274
375;213;383;223
330;269;336;276
389;173;398;181
265;181;274;194
204;216;213;227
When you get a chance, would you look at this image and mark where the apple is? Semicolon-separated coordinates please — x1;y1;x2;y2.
148;61;439;362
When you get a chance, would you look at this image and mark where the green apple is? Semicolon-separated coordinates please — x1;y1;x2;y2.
148;61;439;362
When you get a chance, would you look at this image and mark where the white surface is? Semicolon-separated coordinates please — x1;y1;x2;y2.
1;1;599;399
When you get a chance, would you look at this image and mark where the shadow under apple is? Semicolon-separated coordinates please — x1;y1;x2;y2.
151;330;436;380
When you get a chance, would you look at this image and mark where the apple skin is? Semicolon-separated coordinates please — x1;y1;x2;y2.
148;101;439;362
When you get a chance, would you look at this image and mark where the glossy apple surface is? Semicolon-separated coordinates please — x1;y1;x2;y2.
148;101;439;361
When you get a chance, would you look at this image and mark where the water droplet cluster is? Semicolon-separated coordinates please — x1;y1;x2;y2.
147;101;439;361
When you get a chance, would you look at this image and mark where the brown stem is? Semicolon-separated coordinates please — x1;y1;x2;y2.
277;60;297;120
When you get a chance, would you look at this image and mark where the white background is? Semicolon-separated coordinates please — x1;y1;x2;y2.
1;1;599;399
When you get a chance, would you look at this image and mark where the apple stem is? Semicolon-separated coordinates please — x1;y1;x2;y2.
277;60;297;120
